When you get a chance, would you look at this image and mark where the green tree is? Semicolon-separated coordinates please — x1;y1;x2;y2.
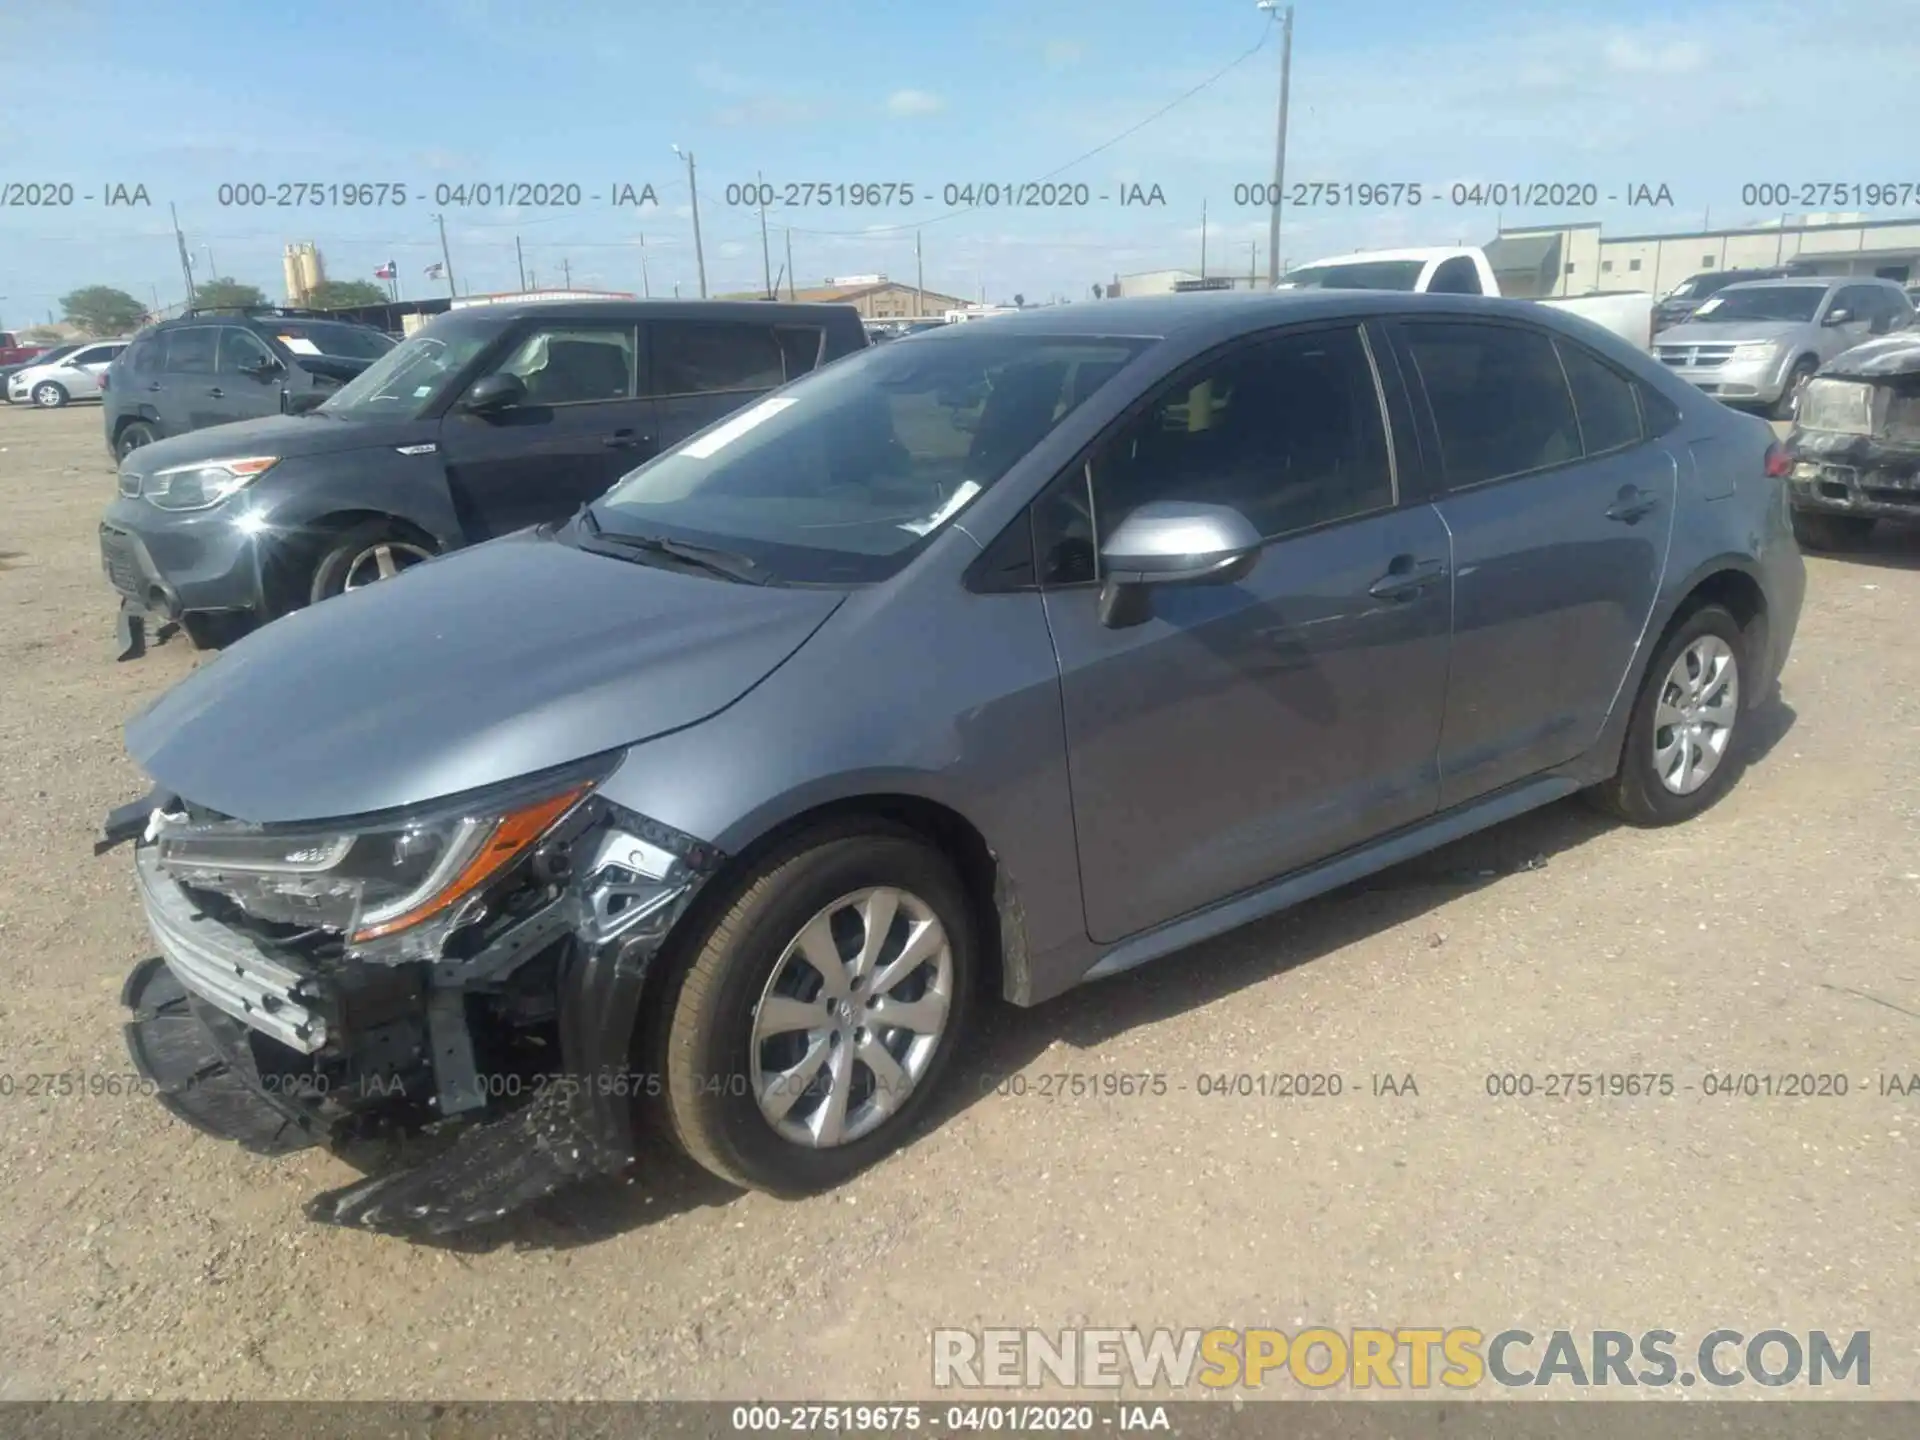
191;277;269;310
307;279;390;310
60;285;147;336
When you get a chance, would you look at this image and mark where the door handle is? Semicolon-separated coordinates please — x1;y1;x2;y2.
602;429;652;450
1368;555;1447;601
1605;486;1660;524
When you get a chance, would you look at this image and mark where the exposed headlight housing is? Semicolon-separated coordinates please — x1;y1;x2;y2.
1731;341;1783;362
142;455;278;511
152;768;602;961
1797;378;1874;436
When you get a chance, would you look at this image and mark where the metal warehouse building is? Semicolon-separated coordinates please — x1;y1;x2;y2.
1491;214;1920;299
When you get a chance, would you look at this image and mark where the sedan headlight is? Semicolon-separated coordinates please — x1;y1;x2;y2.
1797;378;1875;436
142;455;279;511
152;770;601;961
1731;342;1783;362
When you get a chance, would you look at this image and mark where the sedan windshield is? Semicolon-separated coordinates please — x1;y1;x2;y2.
1278;261;1426;291
1691;286;1826;323
592;331;1153;583
317;324;497;420
268;321;395;360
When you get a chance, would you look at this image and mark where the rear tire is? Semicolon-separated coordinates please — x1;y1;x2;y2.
1587;603;1748;827
1790;508;1873;552
659;823;977;1194
308;520;437;603
114;421;158;459
32;381;67;409
1771;356;1817;421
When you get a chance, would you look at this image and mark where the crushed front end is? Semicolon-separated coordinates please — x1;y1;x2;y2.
1786;338;1920;521
101;759;723;1236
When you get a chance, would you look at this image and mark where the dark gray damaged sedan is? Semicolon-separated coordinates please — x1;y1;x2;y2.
101;291;1805;1233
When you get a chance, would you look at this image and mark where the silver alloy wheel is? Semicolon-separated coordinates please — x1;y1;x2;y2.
33;382;64;408
342;540;432;591
749;885;954;1148
1652;634;1739;795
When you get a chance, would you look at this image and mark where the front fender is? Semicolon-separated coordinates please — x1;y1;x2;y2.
260;446;469;553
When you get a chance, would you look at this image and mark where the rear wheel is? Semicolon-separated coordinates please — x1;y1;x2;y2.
32;381;67;409
114;421;158;459
1587;603;1747;826
659;823;977;1193
1790;508;1873;552
308;520;436;603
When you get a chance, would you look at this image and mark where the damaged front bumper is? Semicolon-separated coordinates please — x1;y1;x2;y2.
1788;352;1920;520
111;789;723;1236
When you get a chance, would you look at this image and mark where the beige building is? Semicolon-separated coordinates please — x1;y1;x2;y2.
1491;215;1920;299
720;279;971;319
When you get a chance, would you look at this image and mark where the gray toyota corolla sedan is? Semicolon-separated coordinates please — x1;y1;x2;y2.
100;291;1804;1234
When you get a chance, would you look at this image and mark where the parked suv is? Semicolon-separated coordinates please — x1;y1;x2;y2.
99;292;1803;1234
1653;277;1913;418
99;299;868;654
103;309;397;460
1653;267;1793;332
7;339;130;407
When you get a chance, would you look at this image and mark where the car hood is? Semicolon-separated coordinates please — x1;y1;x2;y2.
1654;319;1810;347
1822;332;1920;379
124;412;436;473
126;527;847;824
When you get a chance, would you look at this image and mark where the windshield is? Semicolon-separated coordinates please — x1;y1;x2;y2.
1691;286;1826;323
268;321;395;360
592;331;1153;583
1278;260;1426;292
317;324;497;420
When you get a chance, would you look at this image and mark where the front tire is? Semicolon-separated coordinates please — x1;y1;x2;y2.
308;520;436;603
32;381;67;408
1791;508;1873;552
1588;603;1747;826
660;823;977;1194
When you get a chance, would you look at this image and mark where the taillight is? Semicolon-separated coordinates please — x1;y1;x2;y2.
1764;440;1791;478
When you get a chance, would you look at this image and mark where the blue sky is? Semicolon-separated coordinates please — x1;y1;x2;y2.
2;0;1916;324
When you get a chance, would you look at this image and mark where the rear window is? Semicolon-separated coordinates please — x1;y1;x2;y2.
652;320;786;395
776;326;824;380
162;327;219;375
264;322;394;360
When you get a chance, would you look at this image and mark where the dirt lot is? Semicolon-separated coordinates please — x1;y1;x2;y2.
1;400;1917;1401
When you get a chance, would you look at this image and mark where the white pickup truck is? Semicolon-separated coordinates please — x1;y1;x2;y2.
1276;246;1654;351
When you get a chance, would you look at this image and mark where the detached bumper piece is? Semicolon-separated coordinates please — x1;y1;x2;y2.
118;799;725;1238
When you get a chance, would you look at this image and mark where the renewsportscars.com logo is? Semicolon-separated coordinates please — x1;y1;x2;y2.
932;1327;1871;1391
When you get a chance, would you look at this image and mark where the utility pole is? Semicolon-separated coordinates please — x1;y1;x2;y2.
515;235;527;291
202;245;217;277
562;257;573;288
639;233;651;297
170;203;196;305
784;229;796;299
1257;2;1294;286
433;213;458;297
674;145;708;298
1200;199;1208;277
757;172;773;298
915;230;925;317
1248;240;1257;288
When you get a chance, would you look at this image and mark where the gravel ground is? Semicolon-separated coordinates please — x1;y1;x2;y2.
0;401;1916;1402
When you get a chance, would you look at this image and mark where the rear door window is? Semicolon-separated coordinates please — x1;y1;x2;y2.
652;320;786;395
1427;257;1484;295
1401;321;1582;489
162;326;219;375
775;326;825;380
1555;341;1643;456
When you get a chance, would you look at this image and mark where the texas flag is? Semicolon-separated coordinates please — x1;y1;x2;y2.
425;262;445;279
374;260;396;280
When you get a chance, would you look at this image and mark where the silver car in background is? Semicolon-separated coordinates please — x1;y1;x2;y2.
1652;277;1913;419
7;338;130;408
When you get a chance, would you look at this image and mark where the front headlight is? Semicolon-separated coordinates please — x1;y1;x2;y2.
1797;378;1874;436
142;455;278;511
1731;342;1782;362
152;770;600;961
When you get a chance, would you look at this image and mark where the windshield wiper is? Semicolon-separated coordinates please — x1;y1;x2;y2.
575;506;769;585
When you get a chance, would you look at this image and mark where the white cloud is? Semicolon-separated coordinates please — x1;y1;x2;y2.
1602;36;1707;74
886;89;945;117
1043;40;1083;68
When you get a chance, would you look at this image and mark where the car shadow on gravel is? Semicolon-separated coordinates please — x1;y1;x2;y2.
1812;520;1920;573
425;694;1798;1251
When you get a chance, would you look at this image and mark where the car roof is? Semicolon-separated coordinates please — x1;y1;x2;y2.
1718;276;1873;292
425;299;863;325
891;290;1592;344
